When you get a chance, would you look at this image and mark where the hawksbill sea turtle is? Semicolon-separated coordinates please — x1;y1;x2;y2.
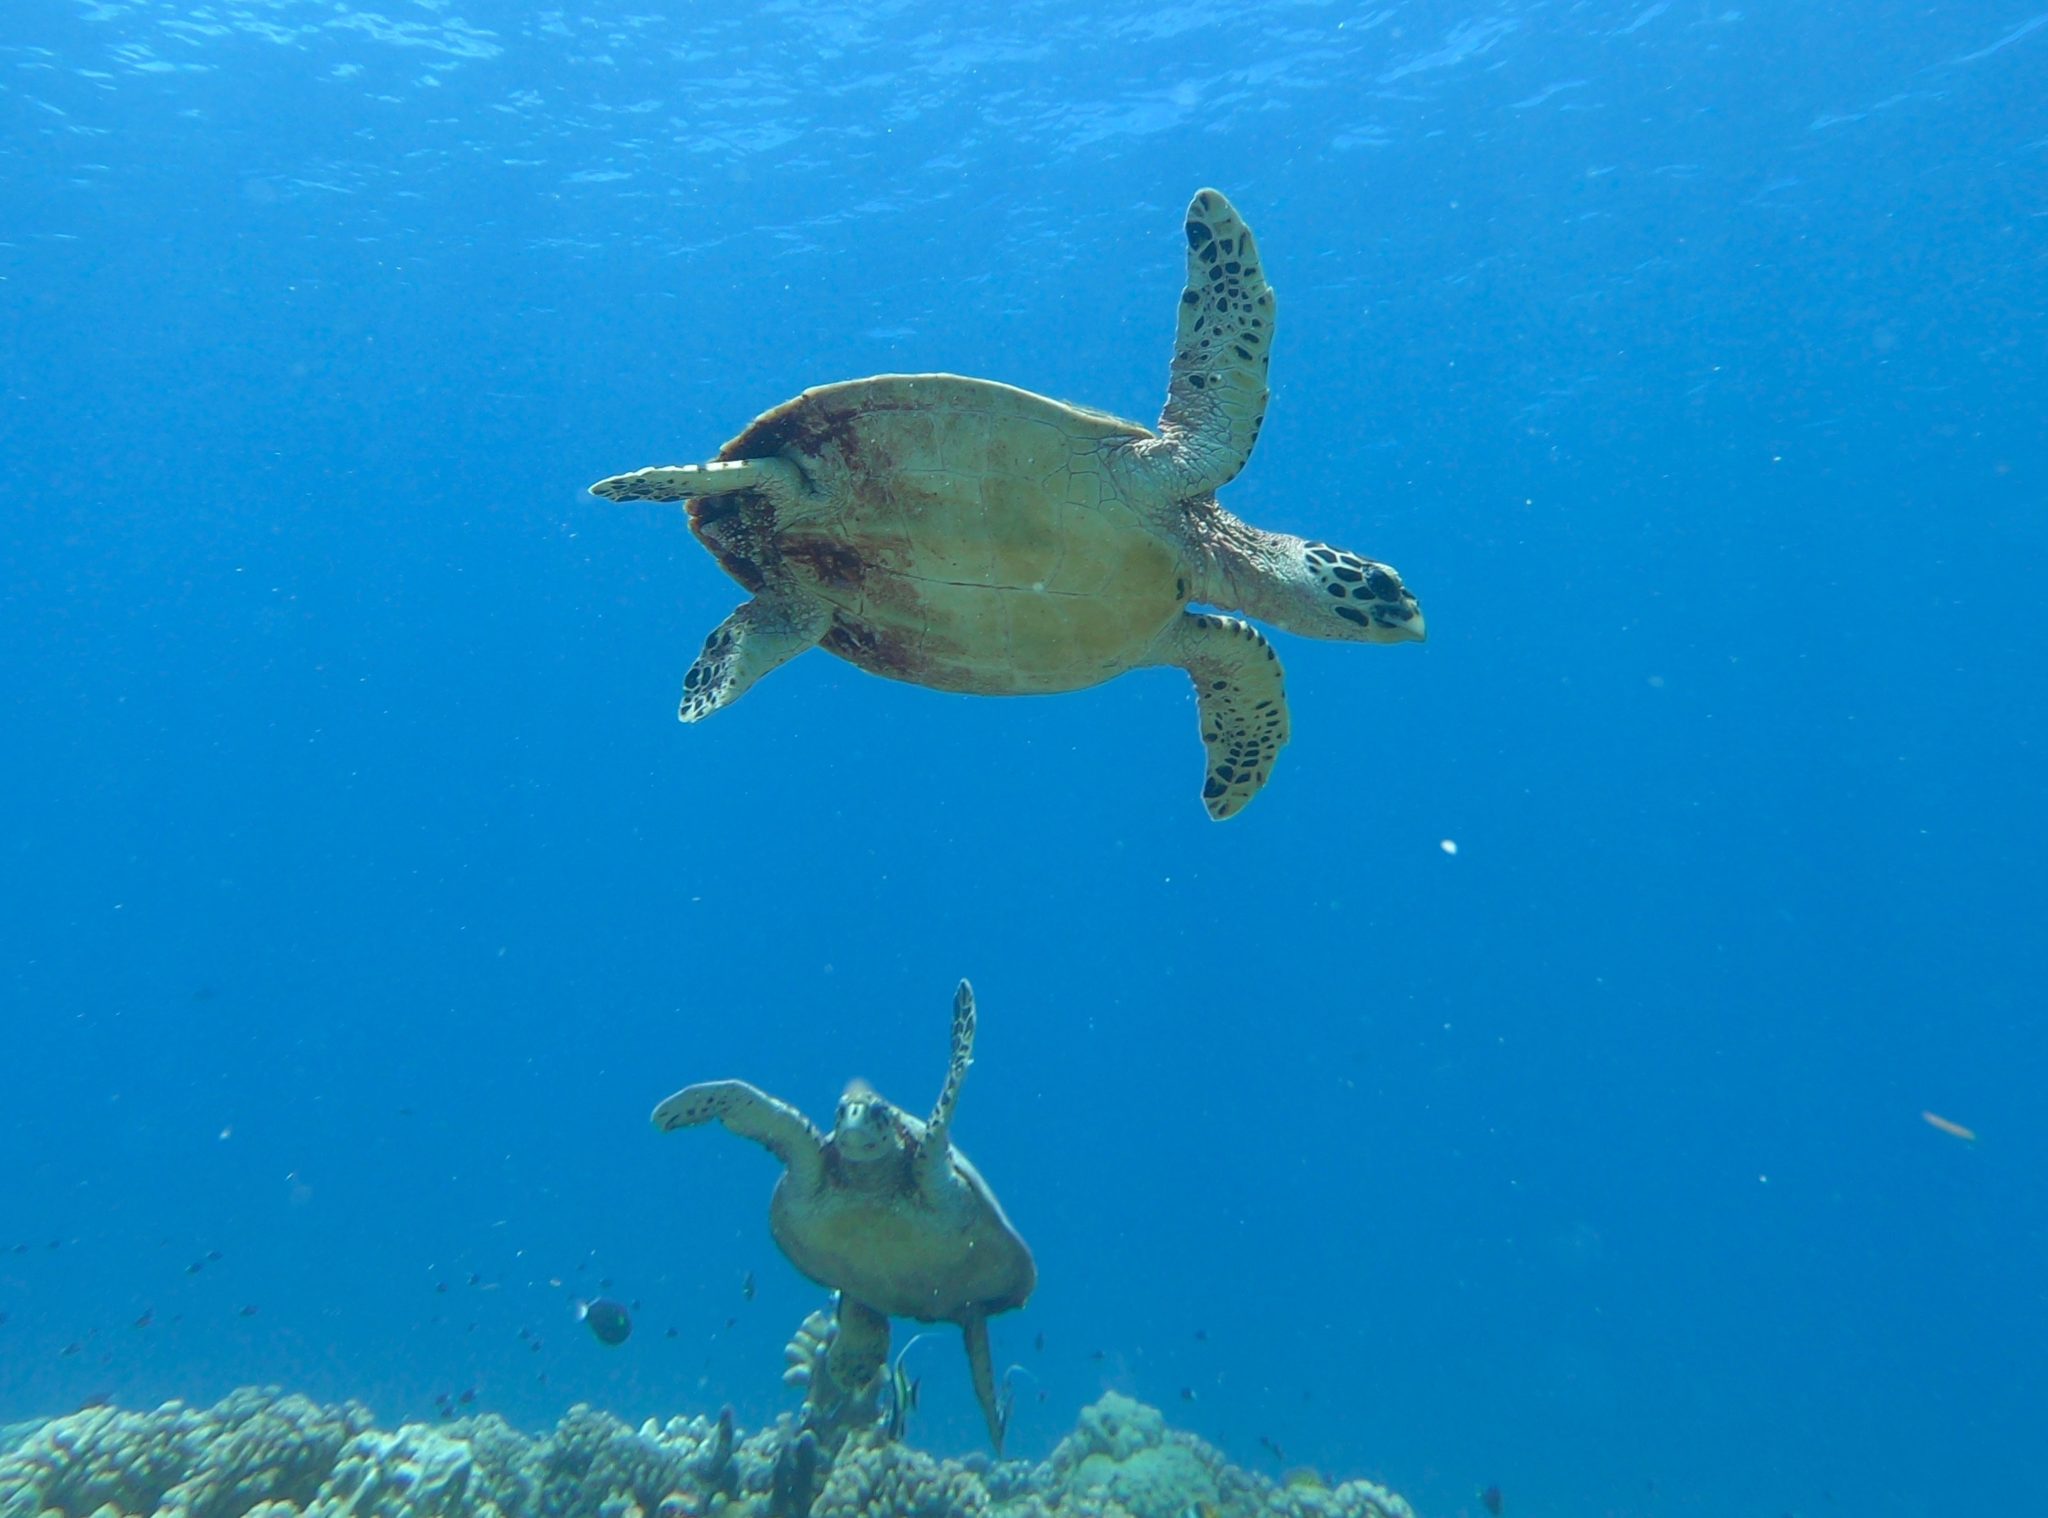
591;188;1425;819
651;980;1033;1453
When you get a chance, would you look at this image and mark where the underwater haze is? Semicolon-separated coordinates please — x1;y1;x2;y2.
3;2;2045;1516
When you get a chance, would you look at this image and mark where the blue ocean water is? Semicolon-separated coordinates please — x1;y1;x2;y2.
3;2;2044;1514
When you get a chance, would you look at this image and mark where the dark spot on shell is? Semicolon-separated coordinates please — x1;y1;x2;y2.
782;536;865;592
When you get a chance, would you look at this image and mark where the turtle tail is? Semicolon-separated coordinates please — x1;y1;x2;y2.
688;492;776;594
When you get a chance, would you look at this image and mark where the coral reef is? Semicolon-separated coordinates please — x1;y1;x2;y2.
0;1386;1414;1518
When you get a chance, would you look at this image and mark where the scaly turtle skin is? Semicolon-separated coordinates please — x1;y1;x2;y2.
652;980;1032;1453
592;188;1424;819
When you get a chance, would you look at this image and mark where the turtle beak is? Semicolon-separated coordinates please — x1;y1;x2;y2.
1361;601;1424;645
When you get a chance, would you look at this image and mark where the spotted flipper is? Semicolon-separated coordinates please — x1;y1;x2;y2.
588;456;803;506
1133;188;1276;496
678;592;829;723
916;980;976;1192
1152;611;1291;821
652;1079;826;1189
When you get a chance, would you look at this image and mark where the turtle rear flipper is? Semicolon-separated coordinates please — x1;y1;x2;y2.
679;593;829;722
589;456;803;505
1151;611;1292;820
961;1310;1006;1456
823;1294;890;1408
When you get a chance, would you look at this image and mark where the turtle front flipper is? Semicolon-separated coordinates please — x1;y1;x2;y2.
652;1079;826;1189
679;593;829;722
1149;611;1292;820
916;980;976;1193
1135;188;1276;496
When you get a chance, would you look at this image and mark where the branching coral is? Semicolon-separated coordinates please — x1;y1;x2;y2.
807;1434;992;1518
0;1389;374;1518
0;1387;1411;1518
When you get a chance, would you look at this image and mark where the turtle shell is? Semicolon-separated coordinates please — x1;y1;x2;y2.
769;1142;1035;1322
699;374;1190;695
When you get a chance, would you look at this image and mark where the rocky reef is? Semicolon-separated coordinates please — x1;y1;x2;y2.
0;1386;1414;1518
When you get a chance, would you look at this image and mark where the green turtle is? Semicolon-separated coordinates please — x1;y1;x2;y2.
653;979;1033;1453
591;188;1424;819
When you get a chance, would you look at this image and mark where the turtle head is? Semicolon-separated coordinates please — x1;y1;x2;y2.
1203;517;1425;645
1272;537;1425;644
832;1079;906;1161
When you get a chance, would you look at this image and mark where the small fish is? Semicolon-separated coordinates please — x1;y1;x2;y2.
435;1281;450;1294
995;1378;1016;1445
468;1272;482;1287
238;1304;259;1317
1179;1385;1197;1401
1258;1434;1286;1464
457;1386;477;1405
995;1362;1035;1445
1193;1328;1208;1341
882;1332;931;1442
884;1367;921;1442
1921;1110;1977;1142
742;1271;756;1301
132;1309;153;1329
666;1326;680;1338
434;1393;454;1416
575;1296;632;1346
1034;1330;1045;1352
1480;1483;1504;1516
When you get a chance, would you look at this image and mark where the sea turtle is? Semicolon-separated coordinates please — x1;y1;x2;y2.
653;979;1033;1452
591;187;1424;819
